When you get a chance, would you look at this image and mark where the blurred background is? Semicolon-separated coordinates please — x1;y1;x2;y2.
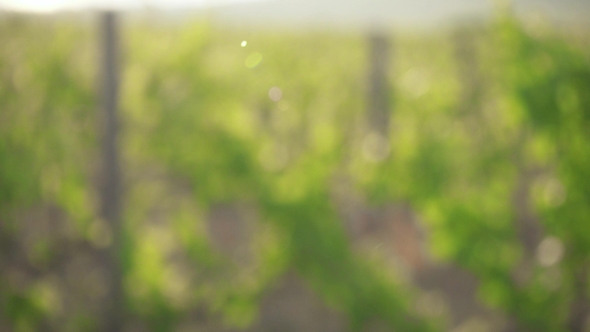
1;0;590;331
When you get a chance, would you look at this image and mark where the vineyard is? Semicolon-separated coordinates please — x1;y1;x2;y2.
1;9;590;332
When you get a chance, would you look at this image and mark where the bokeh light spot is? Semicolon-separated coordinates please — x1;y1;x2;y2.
401;68;431;98
543;178;566;207
245;52;262;68
268;86;283;102
537;236;564;267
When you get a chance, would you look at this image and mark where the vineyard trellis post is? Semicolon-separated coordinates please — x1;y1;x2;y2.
100;11;124;332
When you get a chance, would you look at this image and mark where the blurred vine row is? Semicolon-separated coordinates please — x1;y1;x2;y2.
1;9;589;332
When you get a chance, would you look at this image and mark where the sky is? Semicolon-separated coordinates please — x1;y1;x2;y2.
0;0;260;12
1;0;588;30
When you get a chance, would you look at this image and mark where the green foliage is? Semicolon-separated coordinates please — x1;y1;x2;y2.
1;9;590;332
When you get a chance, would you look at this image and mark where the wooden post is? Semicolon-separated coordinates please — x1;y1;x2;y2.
361;32;392;163
367;32;391;138
100;11;123;332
